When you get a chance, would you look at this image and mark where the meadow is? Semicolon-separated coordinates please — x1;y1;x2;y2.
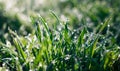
0;0;120;71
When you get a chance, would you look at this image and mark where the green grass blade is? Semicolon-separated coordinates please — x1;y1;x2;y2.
13;38;26;62
90;36;99;58
9;29;26;62
77;28;86;47
30;16;42;42
89;36;99;70
99;17;111;33
63;22;71;44
33;47;44;68
50;10;60;23
35;22;42;43
38;15;49;32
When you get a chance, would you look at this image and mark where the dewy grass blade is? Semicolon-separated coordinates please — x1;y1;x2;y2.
38;15;52;41
38;15;49;33
33;46;43;68
30;16;42;42
50;11;60;24
90;35;99;58
35;22;42;43
63;21;71;44
89;35;99;69
33;53;41;68
13;38;26;62
9;29;26;62
77;28;86;47
50;11;61;29
99;17;112;33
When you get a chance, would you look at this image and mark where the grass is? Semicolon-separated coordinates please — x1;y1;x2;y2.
0;13;120;71
0;0;120;71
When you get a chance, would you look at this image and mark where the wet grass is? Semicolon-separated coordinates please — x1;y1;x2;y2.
0;14;119;71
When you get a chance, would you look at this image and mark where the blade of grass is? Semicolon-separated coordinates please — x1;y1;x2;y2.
50;10;61;29
38;15;49;33
77;28;86;47
90;35;99;58
30;16;42;42
9;29;26;62
89;35;99;70
33;45;44;68
35;22;42;43
13;38;26;62
98;17;112;33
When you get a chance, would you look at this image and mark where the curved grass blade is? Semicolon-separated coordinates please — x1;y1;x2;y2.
90;36;99;58
9;29;26;62
30;16;42;42
50;10;61;29
38;15;49;33
77;28;86;47
13;38;26;62
99;17;112;33
89;35;99;70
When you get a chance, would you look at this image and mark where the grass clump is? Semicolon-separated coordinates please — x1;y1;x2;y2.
0;14;120;71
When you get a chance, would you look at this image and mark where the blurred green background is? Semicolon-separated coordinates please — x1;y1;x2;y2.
0;0;120;45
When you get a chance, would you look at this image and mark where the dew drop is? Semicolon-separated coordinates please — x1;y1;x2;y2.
108;24;110;27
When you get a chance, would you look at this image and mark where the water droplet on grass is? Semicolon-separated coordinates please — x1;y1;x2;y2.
108;24;110;27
